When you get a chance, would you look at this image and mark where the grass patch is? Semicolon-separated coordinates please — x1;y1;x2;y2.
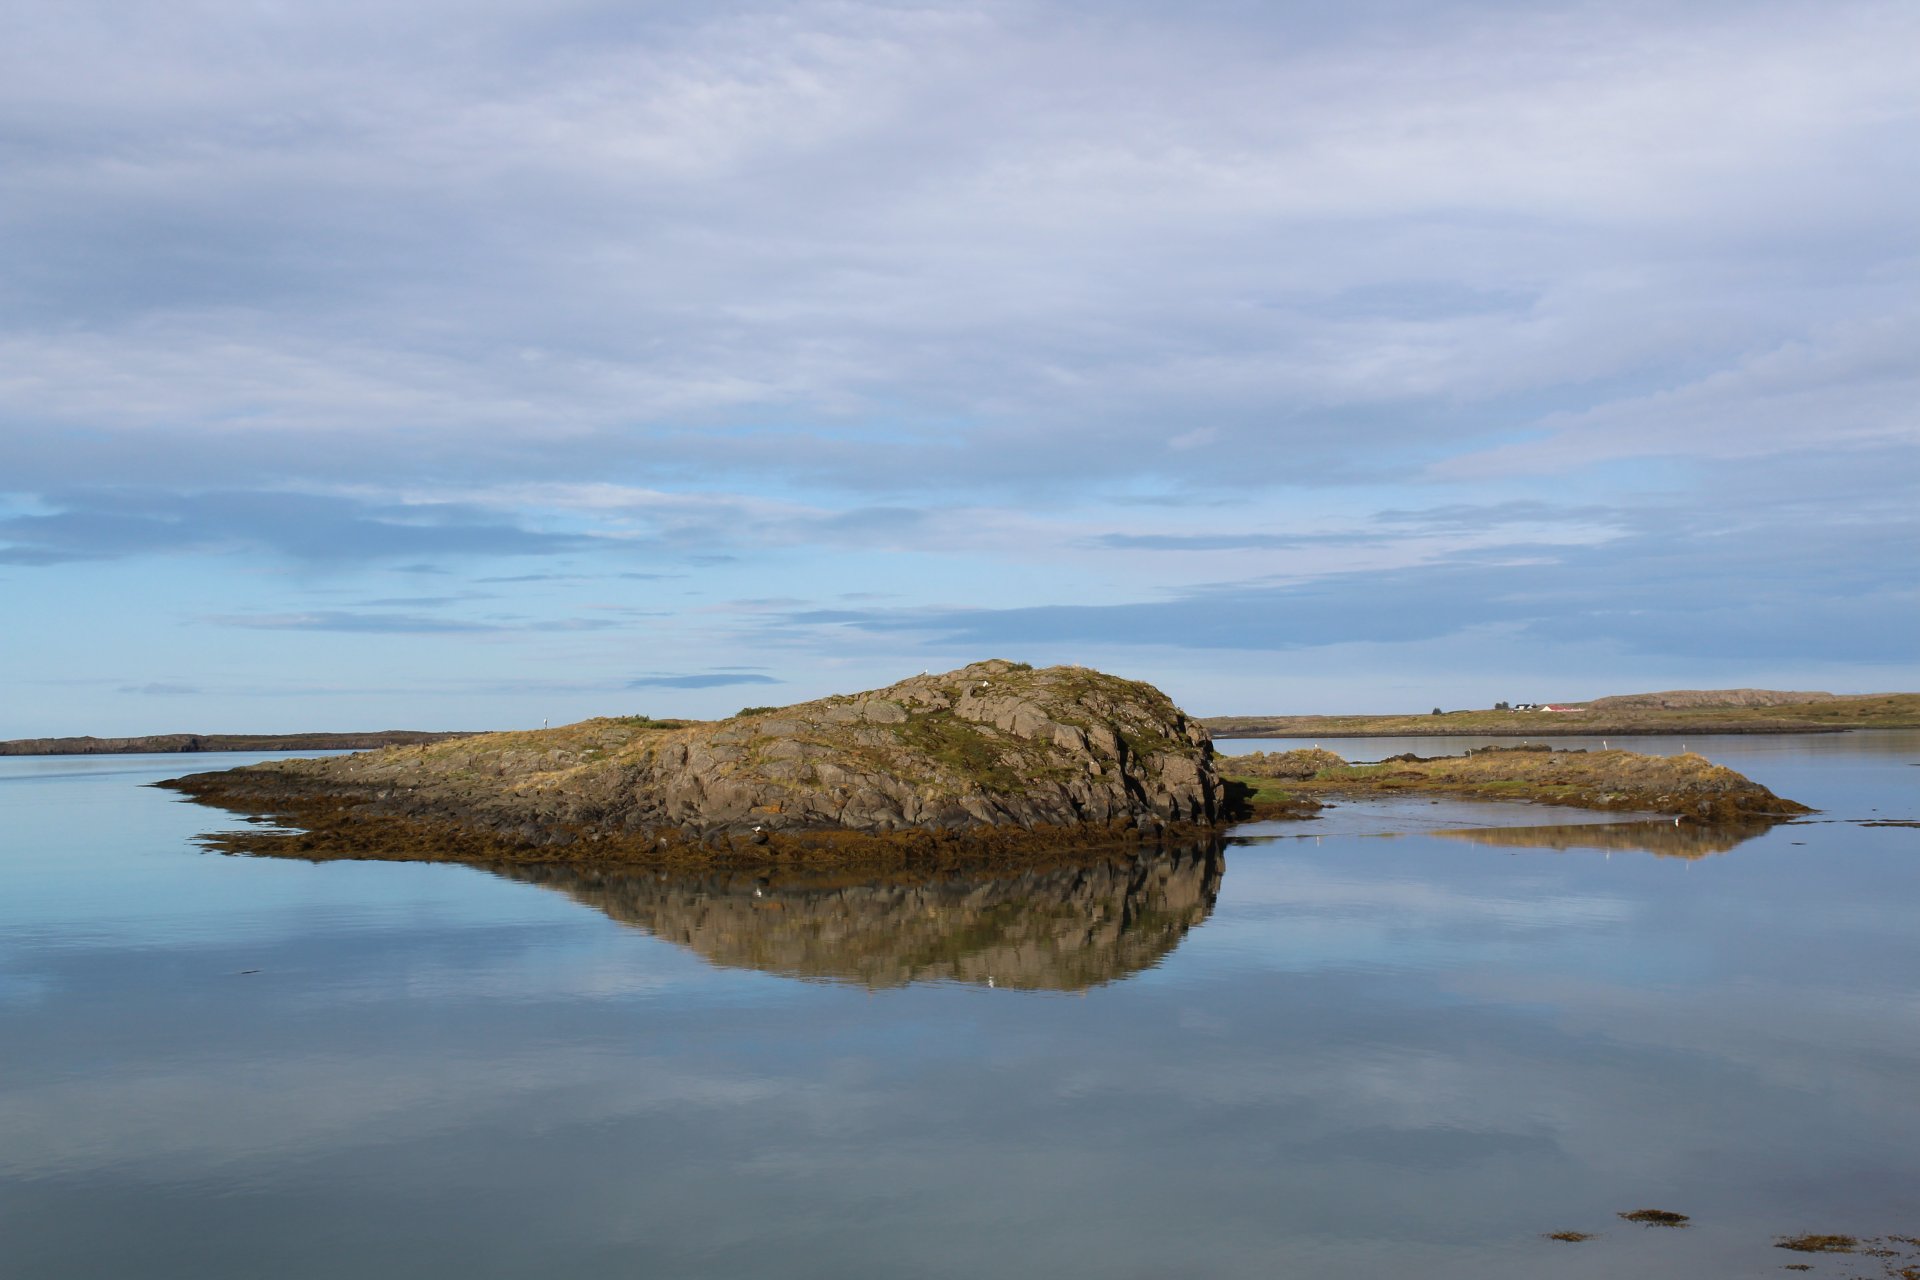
1619;1209;1690;1227
892;710;1026;793
1544;1231;1593;1243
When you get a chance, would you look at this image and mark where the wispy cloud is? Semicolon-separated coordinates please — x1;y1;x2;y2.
209;611;622;634
626;673;784;690
1092;532;1382;552
209;612;503;634
0;491;584;566
782;481;1920;664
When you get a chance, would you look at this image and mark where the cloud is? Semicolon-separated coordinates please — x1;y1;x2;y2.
0;490;585;566
114;682;201;696
626;673;784;689
1092;532;1382;552
1;0;1915;722
0;0;1912;501
1436;317;1920;478
780;468;1920;664
209;611;622;634
210;612;503;634
356;595;484;607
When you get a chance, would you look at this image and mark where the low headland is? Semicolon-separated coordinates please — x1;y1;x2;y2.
159;661;1811;868
1206;689;1920;738
1;730;476;756
1219;744;1812;823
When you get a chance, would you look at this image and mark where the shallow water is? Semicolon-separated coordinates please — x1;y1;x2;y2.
2;734;1917;1278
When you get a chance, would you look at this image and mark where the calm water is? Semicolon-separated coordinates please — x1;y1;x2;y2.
3;733;1917;1278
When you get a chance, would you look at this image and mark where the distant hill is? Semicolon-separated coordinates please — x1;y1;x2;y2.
0;731;478;756
1585;689;1844;711
1205;691;1920;738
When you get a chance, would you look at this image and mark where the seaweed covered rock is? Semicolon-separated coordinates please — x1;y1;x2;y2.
1217;745;1810;821
1225;747;1347;780
164;661;1223;864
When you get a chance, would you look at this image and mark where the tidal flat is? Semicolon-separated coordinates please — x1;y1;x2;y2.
2;731;1917;1279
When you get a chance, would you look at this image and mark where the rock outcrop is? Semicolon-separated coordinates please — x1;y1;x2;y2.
164;661;1223;864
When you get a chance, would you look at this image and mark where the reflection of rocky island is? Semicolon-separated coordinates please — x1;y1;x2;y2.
495;842;1224;990
1429;817;1782;859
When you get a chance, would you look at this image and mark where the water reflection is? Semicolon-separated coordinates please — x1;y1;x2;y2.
491;842;1223;991
1430;817;1787;858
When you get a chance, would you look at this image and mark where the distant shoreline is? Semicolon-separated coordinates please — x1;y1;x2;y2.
1207;723;1854;739
0;731;479;757
1205;690;1920;739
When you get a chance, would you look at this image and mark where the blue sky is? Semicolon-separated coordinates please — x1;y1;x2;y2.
3;0;1916;735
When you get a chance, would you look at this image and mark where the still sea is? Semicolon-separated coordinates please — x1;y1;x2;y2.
2;731;1916;1278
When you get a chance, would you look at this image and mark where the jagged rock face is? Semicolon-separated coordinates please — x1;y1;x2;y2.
496;842;1223;990
622;659;1219;835
171;661;1222;852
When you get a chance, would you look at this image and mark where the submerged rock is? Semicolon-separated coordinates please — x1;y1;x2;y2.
163;660;1224;864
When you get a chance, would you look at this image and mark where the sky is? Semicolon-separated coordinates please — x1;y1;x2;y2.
3;0;1916;735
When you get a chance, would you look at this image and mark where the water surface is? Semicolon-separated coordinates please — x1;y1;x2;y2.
3;735;1917;1278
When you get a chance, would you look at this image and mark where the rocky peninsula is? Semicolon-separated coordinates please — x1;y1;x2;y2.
1220;744;1812;823
163;661;1224;867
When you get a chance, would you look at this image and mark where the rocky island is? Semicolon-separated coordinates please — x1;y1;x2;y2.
163;661;1224;866
161;662;1814;869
